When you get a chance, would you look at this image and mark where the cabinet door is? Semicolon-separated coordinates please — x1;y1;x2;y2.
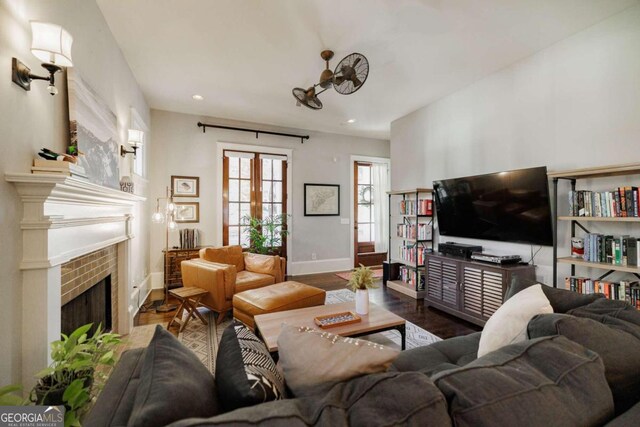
462;266;504;319
426;257;443;301
441;260;459;308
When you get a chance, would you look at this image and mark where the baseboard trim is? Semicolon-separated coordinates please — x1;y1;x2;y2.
290;258;351;275
129;275;152;319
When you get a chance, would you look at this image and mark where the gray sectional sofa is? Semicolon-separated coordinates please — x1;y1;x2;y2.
85;280;640;426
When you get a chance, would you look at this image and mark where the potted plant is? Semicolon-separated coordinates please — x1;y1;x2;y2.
242;214;290;255
347;264;378;315
32;323;120;426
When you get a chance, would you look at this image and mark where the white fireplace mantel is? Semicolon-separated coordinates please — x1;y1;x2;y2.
5;172;146;388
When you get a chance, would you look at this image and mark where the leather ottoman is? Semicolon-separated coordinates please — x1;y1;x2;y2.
233;281;326;330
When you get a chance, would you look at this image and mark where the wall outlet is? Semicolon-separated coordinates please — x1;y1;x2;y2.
311;252;317;260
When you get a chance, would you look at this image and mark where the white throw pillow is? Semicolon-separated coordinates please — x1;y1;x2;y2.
477;284;553;358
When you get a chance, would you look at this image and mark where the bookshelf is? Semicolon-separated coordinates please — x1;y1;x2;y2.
549;163;640;298
386;188;434;299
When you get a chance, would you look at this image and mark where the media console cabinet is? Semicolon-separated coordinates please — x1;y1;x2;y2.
425;253;536;326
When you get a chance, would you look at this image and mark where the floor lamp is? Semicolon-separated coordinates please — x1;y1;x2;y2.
152;186;178;312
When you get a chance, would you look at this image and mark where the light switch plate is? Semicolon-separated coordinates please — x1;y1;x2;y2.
340;218;350;225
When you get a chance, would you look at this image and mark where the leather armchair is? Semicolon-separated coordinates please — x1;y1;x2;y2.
181;245;286;323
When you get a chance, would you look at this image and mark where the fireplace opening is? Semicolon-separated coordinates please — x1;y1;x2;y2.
61;275;112;336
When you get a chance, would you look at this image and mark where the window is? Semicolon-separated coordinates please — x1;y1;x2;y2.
356;163;374;243
132;138;144;176
223;150;288;255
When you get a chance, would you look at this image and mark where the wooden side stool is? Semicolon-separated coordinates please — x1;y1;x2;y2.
167;286;209;332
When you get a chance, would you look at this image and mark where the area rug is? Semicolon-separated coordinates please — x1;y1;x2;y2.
335;268;383;281
178;289;441;375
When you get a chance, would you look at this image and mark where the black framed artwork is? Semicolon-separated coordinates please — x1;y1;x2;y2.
304;184;340;216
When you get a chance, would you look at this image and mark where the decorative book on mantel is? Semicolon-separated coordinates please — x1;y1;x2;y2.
32;158;87;180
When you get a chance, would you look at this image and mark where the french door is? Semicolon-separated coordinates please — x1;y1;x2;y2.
222;150;288;256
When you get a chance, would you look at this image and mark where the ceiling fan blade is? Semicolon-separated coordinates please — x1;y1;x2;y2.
352;76;362;88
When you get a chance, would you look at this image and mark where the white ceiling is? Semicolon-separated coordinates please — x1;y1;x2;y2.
97;0;637;139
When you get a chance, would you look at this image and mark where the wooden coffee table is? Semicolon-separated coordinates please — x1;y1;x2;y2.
254;302;406;354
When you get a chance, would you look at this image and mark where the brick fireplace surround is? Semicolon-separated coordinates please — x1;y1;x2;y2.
6;173;144;388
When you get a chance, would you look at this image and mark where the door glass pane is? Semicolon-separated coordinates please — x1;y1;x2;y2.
240;203;251;223
358;185;372;203
229;179;239;201
358;165;370;185
358;223;371;242
358;204;370;223
240;226;250;248
273;182;282;203
262;159;272;180
273;160;282;180
229;203;240;225
262;182;272;203
229;226;239;245
370;227;375;242
240;158;251;179
262;204;272;219
228;157;239;178
240;180;251;202
273;203;282;217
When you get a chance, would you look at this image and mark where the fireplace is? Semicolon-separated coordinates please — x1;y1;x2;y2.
6;172;144;388
61;275;112;336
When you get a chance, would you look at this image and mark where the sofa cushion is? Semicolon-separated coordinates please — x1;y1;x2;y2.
529;309;640;414
391;332;480;375
215;321;285;412
84;348;146;427
277;324;399;397
243;252;278;276
235;271;276;292
506;276;603;313
200;245;245;272
432;335;614;427
164;371;451;427
605;401;640;427
128;326;219;427
478;284;553;357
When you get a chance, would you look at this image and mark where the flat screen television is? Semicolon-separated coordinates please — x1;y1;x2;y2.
433;166;553;246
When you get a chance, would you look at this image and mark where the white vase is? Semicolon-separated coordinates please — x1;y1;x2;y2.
355;289;369;315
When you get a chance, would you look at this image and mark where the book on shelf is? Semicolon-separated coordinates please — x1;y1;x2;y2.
33;158;86;174
399;199;433;216
581;233;638;266
179;228;200;249
398;266;425;290
398;244;428;266
568;187;639;218
565;276;640;308
396;223;432;240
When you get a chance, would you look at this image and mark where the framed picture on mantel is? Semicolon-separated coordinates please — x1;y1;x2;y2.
304;184;340;216
171;176;199;197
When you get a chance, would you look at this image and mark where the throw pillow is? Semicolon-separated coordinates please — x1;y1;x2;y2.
277;324;400;397
477;284;553;357
128;325;219;427
215;321;286;411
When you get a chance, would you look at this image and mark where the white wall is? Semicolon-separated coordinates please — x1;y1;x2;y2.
390;5;640;285
149;109;389;279
0;0;149;385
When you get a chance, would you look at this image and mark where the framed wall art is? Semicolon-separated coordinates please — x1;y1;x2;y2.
171;175;199;197
175;202;200;223
304;184;340;216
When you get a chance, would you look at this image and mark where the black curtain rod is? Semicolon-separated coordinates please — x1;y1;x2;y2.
197;122;309;144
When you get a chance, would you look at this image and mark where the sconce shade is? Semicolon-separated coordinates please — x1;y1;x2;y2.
128;129;144;146
31;22;73;67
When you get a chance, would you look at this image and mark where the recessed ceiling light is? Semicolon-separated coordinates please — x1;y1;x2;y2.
347;119;356;123
192;94;204;101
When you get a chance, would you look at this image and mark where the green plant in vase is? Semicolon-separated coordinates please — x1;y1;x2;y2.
32;323;120;426
241;214;290;255
347;264;378;315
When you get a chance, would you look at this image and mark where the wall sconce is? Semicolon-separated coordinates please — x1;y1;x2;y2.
12;22;73;96
121;129;144;157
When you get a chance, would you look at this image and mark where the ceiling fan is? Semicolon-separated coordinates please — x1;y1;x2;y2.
292;50;369;110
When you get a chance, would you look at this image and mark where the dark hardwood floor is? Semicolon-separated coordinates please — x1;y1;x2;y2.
136;271;481;339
